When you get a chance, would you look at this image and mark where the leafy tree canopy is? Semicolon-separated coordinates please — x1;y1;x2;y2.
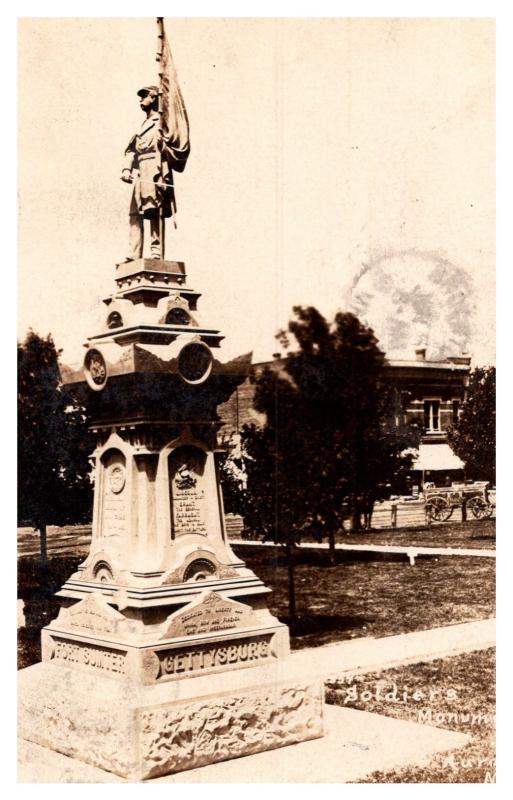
224;307;419;544
447;366;495;485
18;331;93;536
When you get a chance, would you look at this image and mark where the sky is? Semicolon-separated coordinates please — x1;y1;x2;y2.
18;17;495;367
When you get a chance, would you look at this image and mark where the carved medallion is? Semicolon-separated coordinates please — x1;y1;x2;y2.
109;464;126;494
84;348;107;389
177;342;212;384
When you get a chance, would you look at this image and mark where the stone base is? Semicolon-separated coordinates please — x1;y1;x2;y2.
18;705;472;784
18;660;324;781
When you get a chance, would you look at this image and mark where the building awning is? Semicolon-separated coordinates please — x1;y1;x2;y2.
411;443;464;471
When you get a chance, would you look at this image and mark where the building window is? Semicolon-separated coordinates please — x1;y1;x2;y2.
424;400;440;432
452;400;460;424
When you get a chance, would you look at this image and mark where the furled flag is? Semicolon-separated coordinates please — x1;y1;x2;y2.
156;17;190;174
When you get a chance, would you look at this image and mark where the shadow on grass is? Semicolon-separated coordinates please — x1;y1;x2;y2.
280;612;372;640
239;546;413;568
17;556;83;671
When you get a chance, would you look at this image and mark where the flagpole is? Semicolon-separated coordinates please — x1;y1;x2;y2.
156;16;166;260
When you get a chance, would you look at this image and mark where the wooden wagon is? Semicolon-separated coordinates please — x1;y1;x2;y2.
424;482;495;522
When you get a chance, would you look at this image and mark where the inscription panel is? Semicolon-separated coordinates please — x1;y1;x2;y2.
154;634;274;682
65;593;126;635
101;452;127;539
161;591;256;639
69;608;115;633
170;446;208;537
173;487;207;536
48;636;127;676
103;495;127;537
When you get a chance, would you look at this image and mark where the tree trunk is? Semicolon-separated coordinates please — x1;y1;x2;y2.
365;503;374;530
351;505;361;531
328;528;336;565
38;523;48;567
285;541;297;621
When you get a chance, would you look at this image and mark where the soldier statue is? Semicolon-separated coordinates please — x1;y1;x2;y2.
120;85;190;262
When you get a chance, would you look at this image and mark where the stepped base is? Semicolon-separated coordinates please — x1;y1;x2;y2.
18;660;324;780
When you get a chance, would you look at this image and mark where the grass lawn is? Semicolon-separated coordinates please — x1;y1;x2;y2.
233;545;495;649
18;545;495;667
326;648;496;783
17;519;496;559
296;518;496;550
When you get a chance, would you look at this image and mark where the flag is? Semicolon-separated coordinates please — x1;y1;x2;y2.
157;17;190;174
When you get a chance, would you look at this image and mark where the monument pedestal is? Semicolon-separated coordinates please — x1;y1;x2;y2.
19;660;324;780
18;257;325;778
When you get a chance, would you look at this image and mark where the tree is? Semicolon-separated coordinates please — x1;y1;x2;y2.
18;331;93;564
447;366;495;485
223;307;419;618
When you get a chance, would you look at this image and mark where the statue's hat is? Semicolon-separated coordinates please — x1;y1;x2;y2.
137;85;160;98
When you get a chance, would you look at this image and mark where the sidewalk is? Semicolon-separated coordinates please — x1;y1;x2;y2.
231;538;496;562
290;617;496;679
18;524;495;560
19;620;492;783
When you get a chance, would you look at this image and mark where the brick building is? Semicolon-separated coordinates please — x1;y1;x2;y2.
218;346;471;490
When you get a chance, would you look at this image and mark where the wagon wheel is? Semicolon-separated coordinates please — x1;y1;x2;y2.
425;496;452;522
467;496;493;519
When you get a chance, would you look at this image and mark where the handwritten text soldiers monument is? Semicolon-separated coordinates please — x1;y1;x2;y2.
18;19;324;780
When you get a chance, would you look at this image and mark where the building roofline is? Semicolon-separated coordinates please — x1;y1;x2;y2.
251;356;470;372
383;359;470;371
